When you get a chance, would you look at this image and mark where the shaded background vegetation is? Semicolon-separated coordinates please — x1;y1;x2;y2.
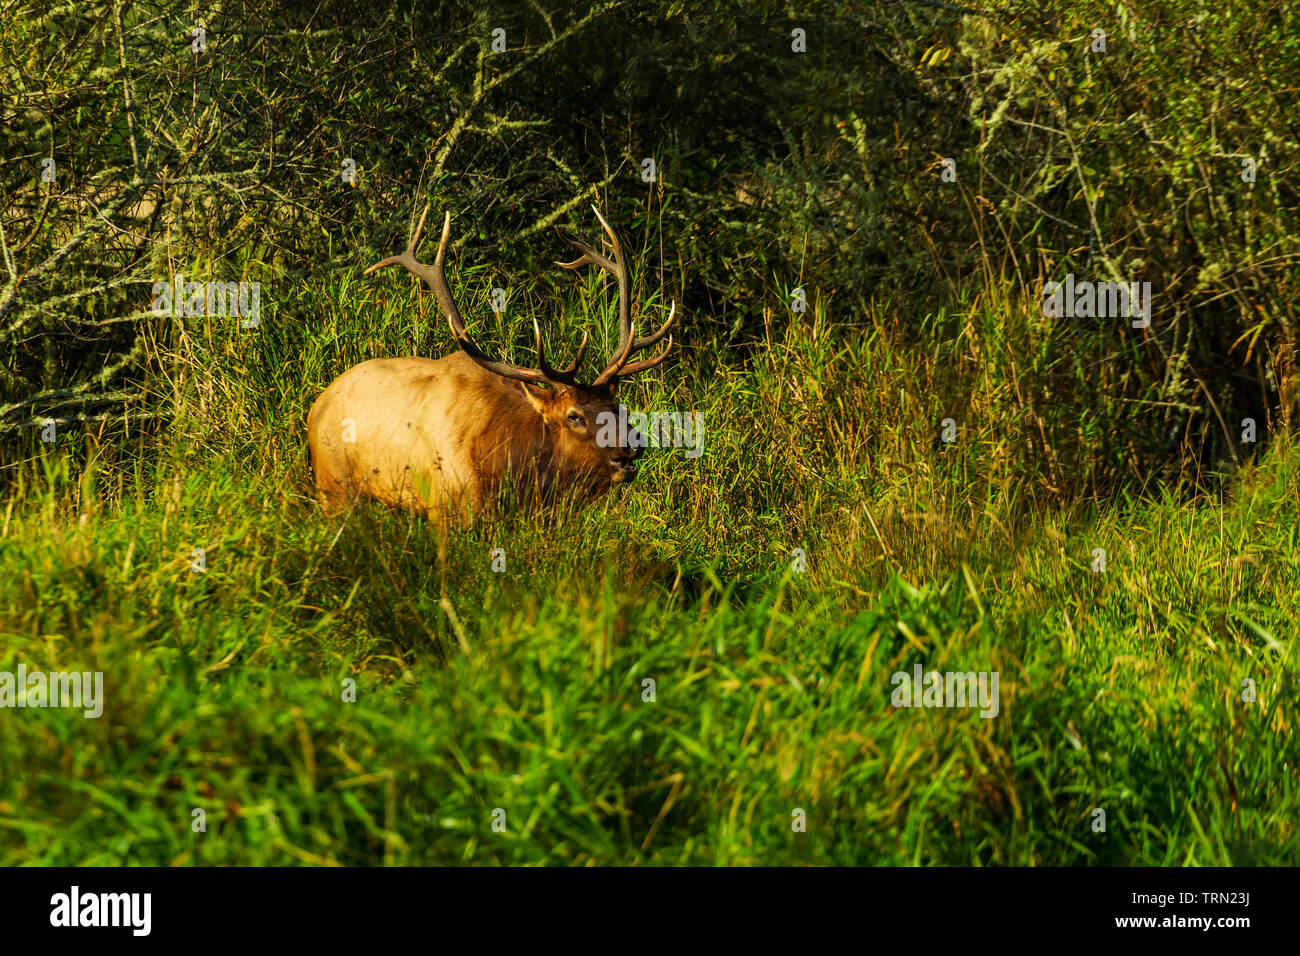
2;0;1297;497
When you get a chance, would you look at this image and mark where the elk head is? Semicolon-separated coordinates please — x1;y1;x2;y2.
363;204;675;492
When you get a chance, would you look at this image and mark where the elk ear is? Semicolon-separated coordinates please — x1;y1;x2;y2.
518;381;549;414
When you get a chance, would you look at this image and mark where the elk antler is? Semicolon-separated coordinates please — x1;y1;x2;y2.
365;205;586;386
555;204;675;388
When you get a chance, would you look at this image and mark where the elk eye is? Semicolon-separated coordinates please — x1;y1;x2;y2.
567;411;585;427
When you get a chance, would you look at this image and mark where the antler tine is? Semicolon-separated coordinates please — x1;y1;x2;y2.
364;204;437;286
555;204;633;357
591;318;638;388
629;300;675;352
588;205;631;350
588;206;677;356
534;317;586;385
615;334;673;377
558;331;588;376
364;205;454;323
592;301;677;387
367;207;576;387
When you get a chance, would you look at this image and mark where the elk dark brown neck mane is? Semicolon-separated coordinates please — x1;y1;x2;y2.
306;203;675;526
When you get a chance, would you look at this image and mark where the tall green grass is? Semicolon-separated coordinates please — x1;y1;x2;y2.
0;266;1296;865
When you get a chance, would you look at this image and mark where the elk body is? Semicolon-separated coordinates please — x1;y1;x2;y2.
306;205;674;524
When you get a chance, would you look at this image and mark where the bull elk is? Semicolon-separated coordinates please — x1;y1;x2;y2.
306;204;675;524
